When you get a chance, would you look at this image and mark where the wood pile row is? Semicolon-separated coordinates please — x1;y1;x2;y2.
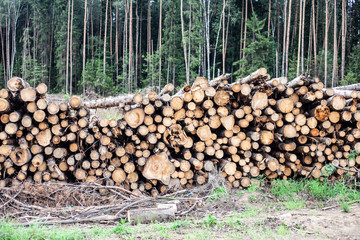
0;70;359;196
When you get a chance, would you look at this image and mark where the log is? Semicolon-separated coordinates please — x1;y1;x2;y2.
7;77;29;92
238;68;267;84
251;92;268;110
0;98;10;112
10;148;32;166
20;88;37;102
142;152;175;185
124;108;145;128
127;206;175;224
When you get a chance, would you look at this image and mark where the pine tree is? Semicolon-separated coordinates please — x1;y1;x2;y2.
234;12;276;77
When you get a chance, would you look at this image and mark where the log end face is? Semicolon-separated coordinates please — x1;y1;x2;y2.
142;152;175;185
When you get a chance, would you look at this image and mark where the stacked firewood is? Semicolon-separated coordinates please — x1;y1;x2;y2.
0;70;359;195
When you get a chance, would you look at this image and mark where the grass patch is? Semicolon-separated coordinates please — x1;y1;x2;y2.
202;214;217;228
340;202;350;213
0;220;110;240
208;186;228;201
270;179;360;203
284;200;306;210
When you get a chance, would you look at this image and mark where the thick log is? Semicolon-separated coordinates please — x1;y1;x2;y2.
0;98;10;112
20;88;37;102
10;148;32;166
142;152;175;185
124;108;145;128
7;77;29;92
251;92;268;110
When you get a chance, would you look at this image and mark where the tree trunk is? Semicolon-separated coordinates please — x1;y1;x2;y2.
135;0;139;89
281;0;288;76
312;0;317;75
212;3;223;79
222;0;226;74
0;22;6;82
70;0;74;95
180;0;189;84
158;0;162;91
147;0;151;77
65;0;71;94
115;3;119;80
340;0;346;83
324;0;328;87
239;0;244;65
301;0;306;73
242;0;248;65
297;0;303;76
103;0;109;75
109;0;113;68
285;0;292;77
332;0;337;88
268;0;271;37
82;0;88;94
91;0;94;63
129;0;133;92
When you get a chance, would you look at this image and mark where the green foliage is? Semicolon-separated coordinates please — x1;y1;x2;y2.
208;186;228;201
233;12;276;78
203;214;217;228
270;179;360;202
341;44;360;86
82;59;117;96
340;202;350;213
321;164;336;177
171;220;189;230
284;200;306;210
0;220;101;240
347;150;359;162
112;219;130;235
276;224;289;236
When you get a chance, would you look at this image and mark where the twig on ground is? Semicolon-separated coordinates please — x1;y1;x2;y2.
0;187;24;209
332;164;360;173
321;200;360;211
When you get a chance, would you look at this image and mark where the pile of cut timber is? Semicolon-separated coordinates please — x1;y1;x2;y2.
0;70;359;196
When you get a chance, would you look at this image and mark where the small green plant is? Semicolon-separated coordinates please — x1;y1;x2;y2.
347;150;359;162
276;224;289;236
341;202;350;213
171;220;189;230
321;164;336;177
63;93;70;100
203;214;217;228
270;179;305;201
208;186;228;201
112;219;129;234
284;200;306;210
249;194;257;203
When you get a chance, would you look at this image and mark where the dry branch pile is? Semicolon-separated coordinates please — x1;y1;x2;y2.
0;70;360;196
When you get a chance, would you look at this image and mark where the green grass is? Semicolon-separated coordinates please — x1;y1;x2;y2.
270;179;360;203
0;208;294;240
208;186;228;201
340;202;350;213
0;220;111;240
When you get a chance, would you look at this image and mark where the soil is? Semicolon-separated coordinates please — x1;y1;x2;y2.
208;192;360;240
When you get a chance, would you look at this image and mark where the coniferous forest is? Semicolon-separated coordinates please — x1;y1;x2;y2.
0;0;359;95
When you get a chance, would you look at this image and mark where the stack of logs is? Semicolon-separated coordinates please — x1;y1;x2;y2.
0;69;359;196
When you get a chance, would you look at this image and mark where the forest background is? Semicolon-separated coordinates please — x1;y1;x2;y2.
0;0;359;96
